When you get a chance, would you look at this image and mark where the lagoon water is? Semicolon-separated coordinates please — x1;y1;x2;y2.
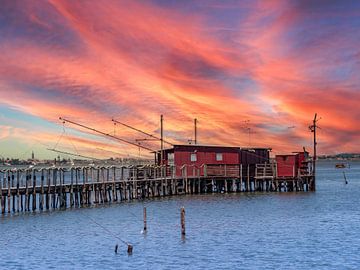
1;160;360;269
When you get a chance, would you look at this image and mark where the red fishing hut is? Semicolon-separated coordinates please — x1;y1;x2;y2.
157;145;271;177
275;151;310;178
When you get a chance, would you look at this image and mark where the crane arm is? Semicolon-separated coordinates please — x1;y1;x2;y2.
59;117;155;152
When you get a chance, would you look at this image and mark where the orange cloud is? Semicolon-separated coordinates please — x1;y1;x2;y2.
0;0;359;157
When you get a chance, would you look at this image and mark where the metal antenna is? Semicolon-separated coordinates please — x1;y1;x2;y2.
111;118;173;146
194;118;197;145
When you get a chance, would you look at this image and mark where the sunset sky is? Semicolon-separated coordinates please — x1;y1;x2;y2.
1;0;360;160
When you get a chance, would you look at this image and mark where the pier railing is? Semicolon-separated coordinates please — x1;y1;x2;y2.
0;163;313;214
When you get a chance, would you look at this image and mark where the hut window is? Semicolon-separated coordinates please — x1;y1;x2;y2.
168;153;174;166
190;153;197;162
216;153;223;161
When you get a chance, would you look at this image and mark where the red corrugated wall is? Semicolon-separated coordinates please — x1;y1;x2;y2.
174;150;239;176
276;155;298;177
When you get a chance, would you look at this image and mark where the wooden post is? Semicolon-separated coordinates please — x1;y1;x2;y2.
58;169;63;208
46;169;50;210
70;168;74;207
160;114;164;176
16;170;20;212
198;169;201;194
307;113;318;191
40;169;44;211
247;165;250;192
7;172;11;213
74;168;79;206
113;167;117;201
1;176;4;214
127;244;133;255
240;164;243;192
0;175;2;214
11;172;15;212
32;171;36;211
181;207;186;236
1;175;5;214
106;168;111;202
52;169;56;209
26;172;30;211
62;169;67;208
143;207;147;232
81;168;86;205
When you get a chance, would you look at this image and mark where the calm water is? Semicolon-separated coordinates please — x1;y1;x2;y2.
1;160;359;269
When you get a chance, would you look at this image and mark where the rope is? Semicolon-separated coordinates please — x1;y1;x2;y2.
55;193;132;247
79;211;130;246
53;124;66;150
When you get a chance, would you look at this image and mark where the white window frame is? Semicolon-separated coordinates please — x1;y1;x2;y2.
216;153;223;161
168;153;174;166
190;153;197;162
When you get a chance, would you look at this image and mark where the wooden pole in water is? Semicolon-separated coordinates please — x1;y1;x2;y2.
143;206;147;232
46;169;50;210
343;171;348;184
181;207;186;236
127;244;133;255
240;164;243;192
17;170;20;212
70;168;74;207
11;172;15;212
26;172;30;211
0;175;2;214
1;176;4;214
53;169;57;209
247;165;250;192
7;172;11;213
40;169;44;211
32;171;36;211
2;175;5;214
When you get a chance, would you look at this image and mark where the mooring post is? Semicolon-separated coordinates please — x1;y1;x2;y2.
127;244;133;255
143;206;147;232
181;207;186;236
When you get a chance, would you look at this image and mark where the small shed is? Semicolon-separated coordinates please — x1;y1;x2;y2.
276;155;297;177
276;151;309;177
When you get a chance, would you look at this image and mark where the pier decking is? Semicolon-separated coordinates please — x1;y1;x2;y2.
0;164;314;214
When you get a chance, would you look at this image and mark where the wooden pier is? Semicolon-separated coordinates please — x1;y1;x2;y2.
0;164;314;214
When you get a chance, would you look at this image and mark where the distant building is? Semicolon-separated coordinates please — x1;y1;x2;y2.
31;151;34;160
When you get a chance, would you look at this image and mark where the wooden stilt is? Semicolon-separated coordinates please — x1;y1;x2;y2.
40;170;44;211
46;170;50;210
17;170;20;212
143;207;147;232
181;207;186;236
